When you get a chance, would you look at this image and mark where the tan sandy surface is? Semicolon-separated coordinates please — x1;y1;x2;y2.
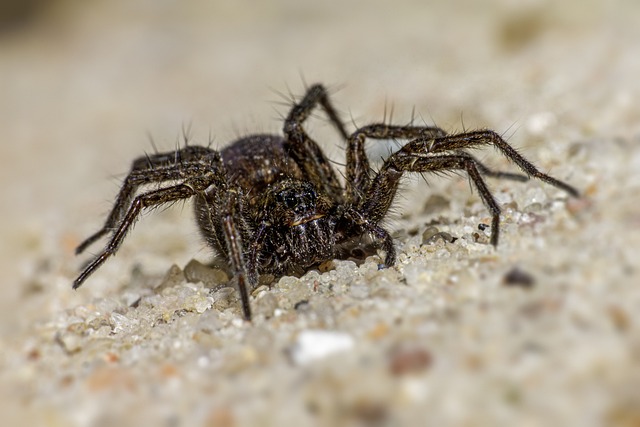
1;1;639;426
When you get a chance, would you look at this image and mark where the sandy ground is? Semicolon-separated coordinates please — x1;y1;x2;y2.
1;1;640;426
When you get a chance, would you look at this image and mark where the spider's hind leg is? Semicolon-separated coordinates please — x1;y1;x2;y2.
74;183;200;289
469;154;530;182
343;123;447;204
428;130;579;197
363;127;579;247
283;84;348;201
363;152;504;245
74;149;223;286
76;146;218;255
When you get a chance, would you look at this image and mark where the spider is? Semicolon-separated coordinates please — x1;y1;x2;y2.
74;84;579;320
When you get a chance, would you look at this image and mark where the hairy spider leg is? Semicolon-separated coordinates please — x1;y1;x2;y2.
364;153;502;244
75;145;258;319
191;167;255;320
343;124;528;204
425;130;580;197
76;146;219;254
283;84;348;202
216;188;253;320
344;124;448;204
74;183;199;289
360;130;579;246
332;123;532;263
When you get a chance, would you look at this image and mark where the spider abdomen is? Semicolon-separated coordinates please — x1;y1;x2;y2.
220;134;304;200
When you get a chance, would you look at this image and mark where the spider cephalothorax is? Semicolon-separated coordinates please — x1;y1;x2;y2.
74;84;579;319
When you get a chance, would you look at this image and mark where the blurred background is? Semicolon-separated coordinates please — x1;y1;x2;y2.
1;0;639;425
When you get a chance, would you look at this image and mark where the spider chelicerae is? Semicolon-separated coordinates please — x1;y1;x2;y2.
74;84;579;320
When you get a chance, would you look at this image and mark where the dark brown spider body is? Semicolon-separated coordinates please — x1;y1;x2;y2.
195;134;341;277
74;84;579;320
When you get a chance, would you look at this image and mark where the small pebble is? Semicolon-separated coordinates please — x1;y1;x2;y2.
503;267;535;289
388;345;433;376
254;292;279;318
422;229;455;245
184;259;229;288
289;330;355;365
156;264;185;291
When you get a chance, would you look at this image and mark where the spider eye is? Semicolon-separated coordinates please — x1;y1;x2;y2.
278;192;297;208
274;182;317;212
267;181;330;228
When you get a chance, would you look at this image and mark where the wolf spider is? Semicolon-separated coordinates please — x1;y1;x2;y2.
74;84;579;320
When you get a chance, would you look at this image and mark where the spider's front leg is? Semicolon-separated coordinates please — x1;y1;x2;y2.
343;124;532;205
195;186;255;320
344;124;448;204
364;152;504;245
363;130;578;246
339;123;533;265
427;130;579;197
